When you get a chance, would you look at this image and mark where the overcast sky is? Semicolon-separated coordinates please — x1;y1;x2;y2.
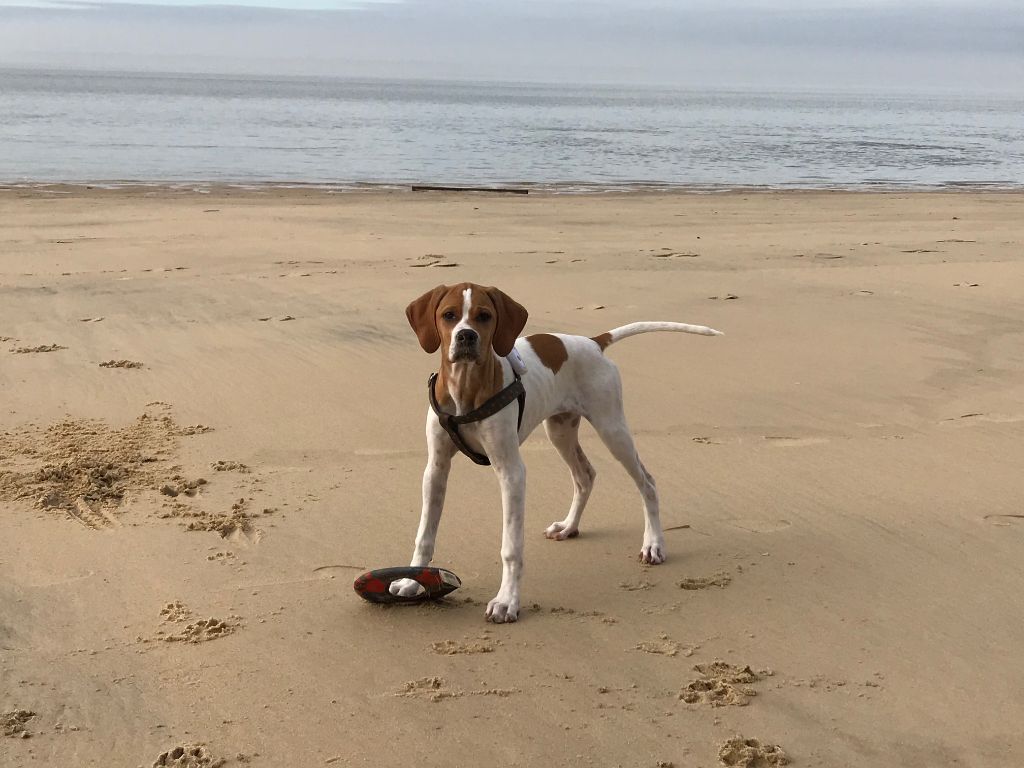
0;0;1020;90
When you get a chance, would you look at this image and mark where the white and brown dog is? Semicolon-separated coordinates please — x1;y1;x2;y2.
395;282;722;622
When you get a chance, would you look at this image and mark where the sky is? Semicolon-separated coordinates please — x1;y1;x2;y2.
0;0;1020;90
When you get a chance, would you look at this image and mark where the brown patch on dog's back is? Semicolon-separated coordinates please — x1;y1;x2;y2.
591;332;612;351
527;333;568;374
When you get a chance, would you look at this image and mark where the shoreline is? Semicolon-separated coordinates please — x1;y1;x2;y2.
2;179;1023;198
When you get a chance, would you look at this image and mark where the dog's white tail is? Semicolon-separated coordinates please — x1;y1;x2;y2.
592;321;723;351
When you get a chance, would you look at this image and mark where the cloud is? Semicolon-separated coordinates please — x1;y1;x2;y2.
0;0;1020;89
0;0;393;8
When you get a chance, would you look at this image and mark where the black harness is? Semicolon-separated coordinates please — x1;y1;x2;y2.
427;372;526;466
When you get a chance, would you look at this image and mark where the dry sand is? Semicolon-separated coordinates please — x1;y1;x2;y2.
1;187;1023;767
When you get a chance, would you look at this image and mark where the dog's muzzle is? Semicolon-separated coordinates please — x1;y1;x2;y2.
451;328;479;361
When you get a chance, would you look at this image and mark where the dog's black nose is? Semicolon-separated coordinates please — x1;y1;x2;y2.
455;328;478;345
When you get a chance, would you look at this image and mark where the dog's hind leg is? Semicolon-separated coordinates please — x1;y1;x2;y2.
542;413;597;541
588;411;665;564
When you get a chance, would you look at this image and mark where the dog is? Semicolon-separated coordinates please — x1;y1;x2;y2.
394;282;722;623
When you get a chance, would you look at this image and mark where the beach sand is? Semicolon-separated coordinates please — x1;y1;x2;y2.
2;187;1023;767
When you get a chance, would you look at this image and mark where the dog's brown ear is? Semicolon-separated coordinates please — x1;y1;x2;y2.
406;285;448;353
485;286;528;357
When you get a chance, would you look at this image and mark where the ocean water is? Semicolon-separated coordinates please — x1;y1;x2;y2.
1;68;1022;189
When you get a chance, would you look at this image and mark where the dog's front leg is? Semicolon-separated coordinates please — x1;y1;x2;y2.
391;416;456;598
486;455;526;623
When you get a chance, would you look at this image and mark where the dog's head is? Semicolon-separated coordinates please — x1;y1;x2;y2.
406;283;528;363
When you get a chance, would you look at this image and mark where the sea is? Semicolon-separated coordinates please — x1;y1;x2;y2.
1;68;1022;190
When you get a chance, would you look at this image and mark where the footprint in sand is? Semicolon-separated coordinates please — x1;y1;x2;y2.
396;677;518;702
210;460;249;473
179;499;262;544
159;600;192;622
678;572;732;590
99;359;144;369
151;744;226;768
619;577;656;591
221;523;263;546
681;661;772;707
159;477;207;498
2;710;36;738
528;604;618;624
718;737;789;767
430;635;497;655
176;424;215;435
42;494;123;530
148;602;241;645
163;618;238;644
634;634;696;657
396;677;462;702
9;344;67;354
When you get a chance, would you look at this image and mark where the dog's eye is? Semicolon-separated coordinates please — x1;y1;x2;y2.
442;311;457;322
477;311;492;322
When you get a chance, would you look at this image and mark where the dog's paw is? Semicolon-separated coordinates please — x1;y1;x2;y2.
544;520;579;540
485;595;520;624
389;578;425;598
639;541;666;565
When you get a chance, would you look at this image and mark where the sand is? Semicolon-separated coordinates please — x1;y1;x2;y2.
1;186;1023;767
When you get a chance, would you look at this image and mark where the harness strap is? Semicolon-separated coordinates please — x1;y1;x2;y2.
427;371;526;466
